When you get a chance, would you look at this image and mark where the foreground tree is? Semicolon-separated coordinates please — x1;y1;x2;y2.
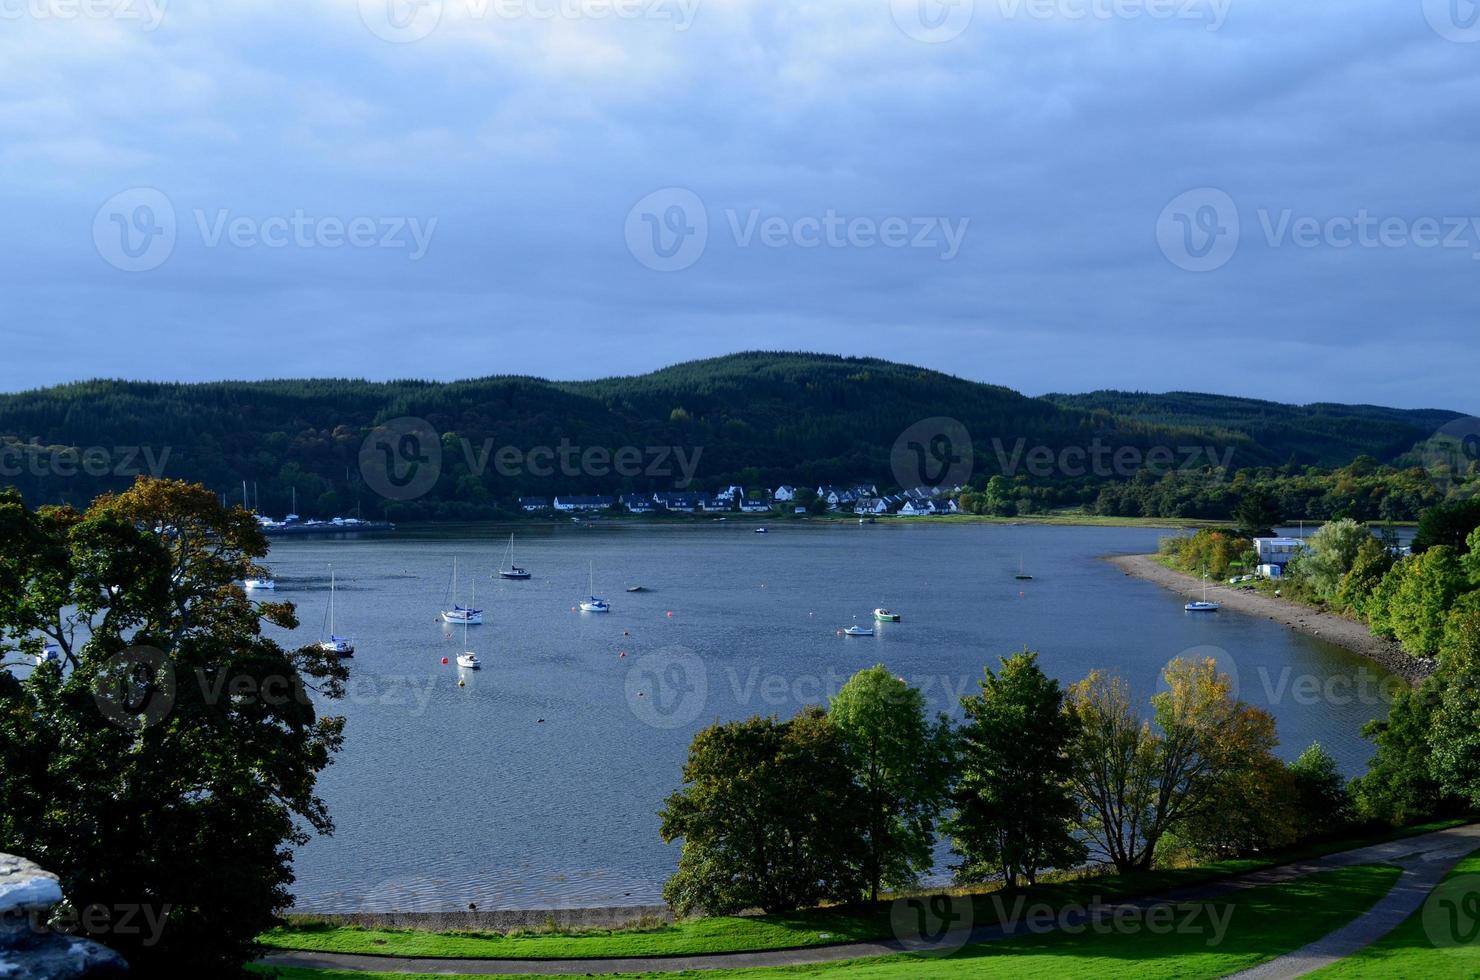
1287;743;1352;840
1350;678;1451;824
0;479;346;975
1367;547;1468;657
829;666;952;902
659;708;865;916
1065;659;1282;872
947;650;1084;888
1300;519;1372;601
1412;498;1480;554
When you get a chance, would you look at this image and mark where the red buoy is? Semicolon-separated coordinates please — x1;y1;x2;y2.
441;656;449;665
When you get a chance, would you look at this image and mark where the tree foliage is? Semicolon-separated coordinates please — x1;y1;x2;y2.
947;651;1084;888
0;478;346;975
658;708;866;916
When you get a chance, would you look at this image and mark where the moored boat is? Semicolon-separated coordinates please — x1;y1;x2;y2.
873;608;901;623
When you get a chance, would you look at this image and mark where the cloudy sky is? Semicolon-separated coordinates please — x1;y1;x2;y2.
2;0;1476;410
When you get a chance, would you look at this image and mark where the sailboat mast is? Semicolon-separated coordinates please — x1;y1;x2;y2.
329;566;335;635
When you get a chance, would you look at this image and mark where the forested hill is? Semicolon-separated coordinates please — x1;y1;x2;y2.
1048;390;1458;468
0;352;1463;520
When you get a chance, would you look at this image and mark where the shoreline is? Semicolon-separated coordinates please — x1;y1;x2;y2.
1106;554;1433;684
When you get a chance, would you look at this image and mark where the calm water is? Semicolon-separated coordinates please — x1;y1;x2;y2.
257;522;1396;912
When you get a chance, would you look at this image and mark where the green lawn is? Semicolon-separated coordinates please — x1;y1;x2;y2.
252;864;1401;979
261;819;1468;962
1310;853;1480;979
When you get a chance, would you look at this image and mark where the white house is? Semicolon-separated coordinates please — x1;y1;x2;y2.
899;499;932;516
1253;537;1310;569
519;496;549;512
740;499;772;513
773;485;797;502
553;495;615;512
854;497;889;515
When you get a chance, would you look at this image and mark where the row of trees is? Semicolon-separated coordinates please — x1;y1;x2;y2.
658;655;1354;916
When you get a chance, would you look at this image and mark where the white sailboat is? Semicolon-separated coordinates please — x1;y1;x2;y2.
1185;568;1219;612
318;565;354;657
498;533;531;580
579;561;610;613
442;557;484;625
456;579;482;669
245;576;276;591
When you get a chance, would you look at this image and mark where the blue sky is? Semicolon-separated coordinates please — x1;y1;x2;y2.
2;0;1477;411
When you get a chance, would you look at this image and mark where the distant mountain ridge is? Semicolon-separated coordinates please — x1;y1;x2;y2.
0;352;1462;518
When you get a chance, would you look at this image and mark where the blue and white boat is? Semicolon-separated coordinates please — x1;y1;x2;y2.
579;561;610;613
318;566;355;657
1185;570;1219;613
35;643;62;666
441;558;484;625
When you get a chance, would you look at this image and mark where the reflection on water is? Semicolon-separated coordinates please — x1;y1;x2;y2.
259;522;1395;911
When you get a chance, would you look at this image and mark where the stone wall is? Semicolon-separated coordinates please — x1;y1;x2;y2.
293;903;672;932
0;853;129;978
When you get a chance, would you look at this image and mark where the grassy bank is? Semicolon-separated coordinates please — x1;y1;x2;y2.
1311;852;1480;978
261;820;1467;961
255;864;1402;979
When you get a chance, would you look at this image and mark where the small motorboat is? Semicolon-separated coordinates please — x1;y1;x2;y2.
842;625;874;637
456;652;482;669
626;585;647;593
873;608;901;623
245;577;276;591
754;527;768;533
35;643;62;666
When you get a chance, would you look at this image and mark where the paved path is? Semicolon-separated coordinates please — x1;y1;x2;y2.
1227;822;1480;980
260;824;1480;977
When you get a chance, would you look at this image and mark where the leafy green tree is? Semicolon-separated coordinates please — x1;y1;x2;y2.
1301;519;1371;600
1233;490;1281;538
1334;536;1394;616
829;666;952;901
1368;547;1469;657
659;708;866;916
0;479;346;975
947;651;1084;888
1066;659;1281;872
1412;498;1480;554
1350;678;1451;824
1288;743;1353;839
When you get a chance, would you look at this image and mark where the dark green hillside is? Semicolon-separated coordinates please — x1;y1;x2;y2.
0;352;1464;521
1048;390;1460;468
